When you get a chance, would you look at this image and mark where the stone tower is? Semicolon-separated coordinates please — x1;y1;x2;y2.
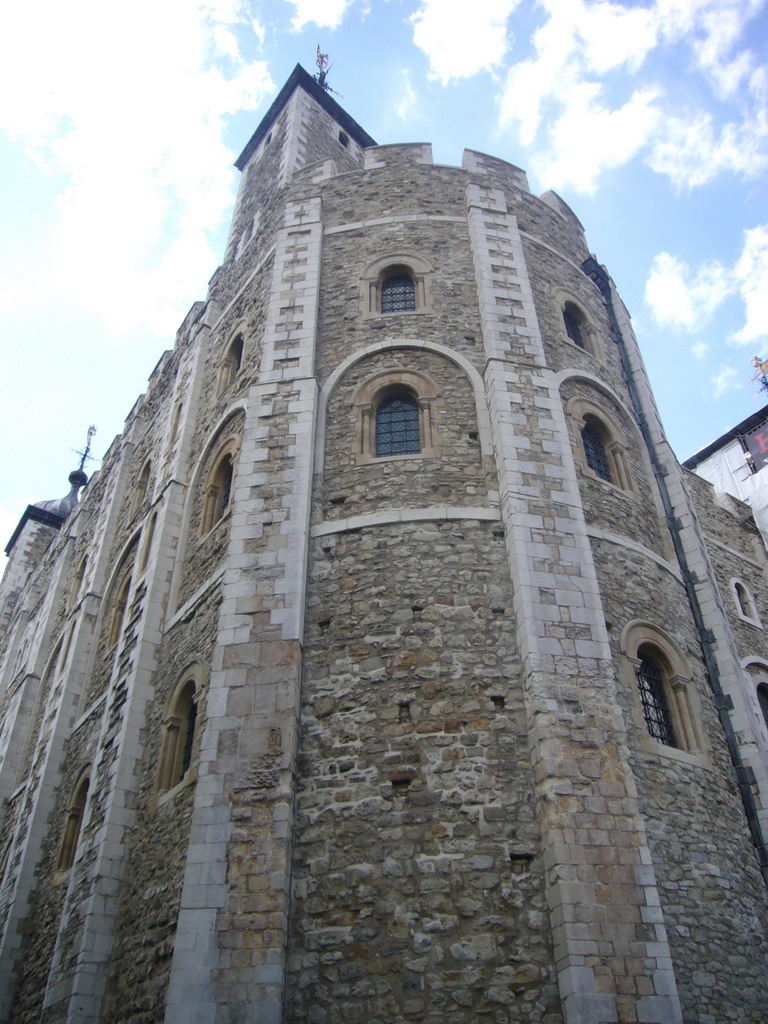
0;64;767;1024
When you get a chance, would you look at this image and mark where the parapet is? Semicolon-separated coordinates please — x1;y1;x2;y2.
461;150;529;192
364;143;434;170
539;190;585;234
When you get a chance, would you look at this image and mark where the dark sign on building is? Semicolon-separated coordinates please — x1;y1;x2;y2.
744;419;768;471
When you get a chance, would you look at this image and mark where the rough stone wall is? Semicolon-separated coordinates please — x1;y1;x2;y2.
315;215;484;383
523;238;628;403
318;348;490;522
176;408;244;609
288;520;563;1024
6;707;101;1024
684;471;768;649
83;539;138;708
560;377;667;556
221;111;288;295
195;255;272;440
593;538;768;1021
98;586;220;1024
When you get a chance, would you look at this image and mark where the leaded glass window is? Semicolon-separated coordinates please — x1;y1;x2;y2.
582;423;611;481
563;307;584;347
381;274;416;313
636;654;677;746
376;394;420;456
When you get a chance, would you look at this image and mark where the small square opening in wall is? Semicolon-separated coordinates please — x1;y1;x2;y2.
510;853;534;875
389;773;413;791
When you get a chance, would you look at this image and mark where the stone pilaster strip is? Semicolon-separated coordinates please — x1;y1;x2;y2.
467;184;683;1024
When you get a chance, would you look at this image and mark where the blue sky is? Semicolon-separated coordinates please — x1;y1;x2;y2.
1;0;767;549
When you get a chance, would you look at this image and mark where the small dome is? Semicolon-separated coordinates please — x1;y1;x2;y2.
34;469;88;519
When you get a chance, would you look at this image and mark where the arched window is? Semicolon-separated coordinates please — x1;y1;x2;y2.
168;401;183;448
353;369;441;464
581;418;611;482
56;770;90;871
563;302;586;348
554;293;597;356
381;272;416;314
360;254;433;318
157;673;200;794
108;575;132;647
757;683;768;733
568;398;633;492
138;511;157;574
376;392;421;456
621;622;704;757
636;649;677;747
732;579;761;626
202;452;234;534
219;334;244;393
134;460;152;512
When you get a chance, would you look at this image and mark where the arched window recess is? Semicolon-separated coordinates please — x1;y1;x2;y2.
553;291;599;357
353;369;440;464
56;768;91;872
360;253;433;318
200;440;238;536
133;460;152;516
620;622;705;759
155;667;202;802
218;332;244;394
567;397;632;492
731;578;762;627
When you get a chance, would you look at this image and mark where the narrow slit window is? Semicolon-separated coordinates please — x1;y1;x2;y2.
376;394;420;456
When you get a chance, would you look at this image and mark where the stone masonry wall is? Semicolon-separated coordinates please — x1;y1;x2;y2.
594;537;768;1021
560;378;667;557
176;409;245;609
7;707;101;1023
318;348;491;523
98;585;220;1024
287;520;563;1024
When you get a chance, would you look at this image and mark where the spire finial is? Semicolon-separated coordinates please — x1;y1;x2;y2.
75;425;97;471
314;46;331;91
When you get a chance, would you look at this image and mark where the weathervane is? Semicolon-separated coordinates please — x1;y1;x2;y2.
313;46;342;98
74;425;98;471
750;357;768;398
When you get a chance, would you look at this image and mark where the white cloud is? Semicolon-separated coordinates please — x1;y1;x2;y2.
645;226;768;348
645;252;732;330
538;83;659;192
648;111;768;187
691;341;709;359
286;0;356;30
496;0;768;192
730;226;768;347
411;0;519;84
0;0;273;338
711;365;738;396
395;71;418;121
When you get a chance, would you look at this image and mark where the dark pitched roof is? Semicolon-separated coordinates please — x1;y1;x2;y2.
235;64;377;171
